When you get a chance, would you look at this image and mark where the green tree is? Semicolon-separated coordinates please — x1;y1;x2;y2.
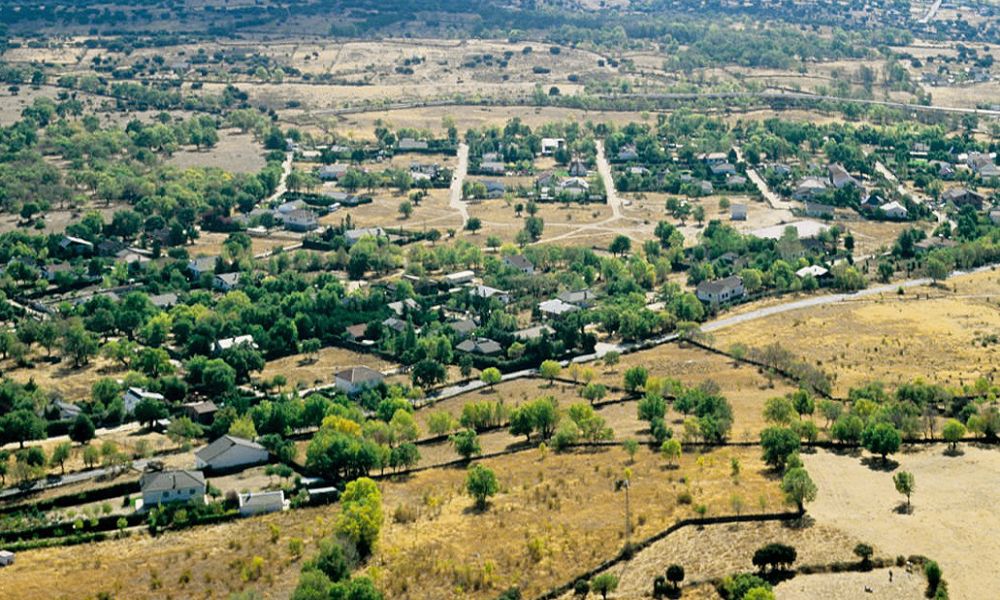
637;394;666;422
591;573;619;600
0;410;46;448
582;382;607;405
623;366;649;392
893;470;915;511
465;463;499;509
609;235;631;256
69;413;96;445
539;360;561;385
661;438;682;467
762;396;795;425
398;200;413;219
450;429;481;460
666;564;685;591
480;367;502;390
862;422;901;463
781;467;817;513
336;477;383;558
942;418;965;452
50;442;72;474
229;414;258;440
760;427;800;471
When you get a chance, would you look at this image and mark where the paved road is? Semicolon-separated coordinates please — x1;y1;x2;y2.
449;143;470;226
595;140;623;219
746;166;794;211
873;158;952;226
919;0;944;23
0;457;153;501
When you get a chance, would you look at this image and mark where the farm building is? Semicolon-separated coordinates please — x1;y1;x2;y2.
195;435;269;471
238;491;288;517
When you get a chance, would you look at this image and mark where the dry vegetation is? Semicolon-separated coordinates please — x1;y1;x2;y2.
257;345;401;391
166;130;266;174
712;269;1000;395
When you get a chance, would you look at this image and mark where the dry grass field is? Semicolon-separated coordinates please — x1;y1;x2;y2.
166;130;266;174
560;519;864;599
776;568;925;599
712;269;1000;395
803;444;1000;600
1;445;782;600
320;187;463;232
257;346;401;391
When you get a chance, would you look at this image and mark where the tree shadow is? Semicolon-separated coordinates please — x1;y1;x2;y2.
943;447;964;457
462;502;490;515
860;456;899;472
829;446;862;458
659;463;680;472
782;514;815;530
893;503;913;515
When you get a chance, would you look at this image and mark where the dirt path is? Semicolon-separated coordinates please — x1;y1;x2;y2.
449;142;469;225
747;166;795;211
595;140;622;219
803;445;1000;600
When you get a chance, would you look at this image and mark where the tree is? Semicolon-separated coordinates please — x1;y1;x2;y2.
789;389;815;418
609;235;631;256
853;543;874;567
83;444;100;468
412;359;447;388
69;414;96;445
465;463;499;509
623;366;649;392
781;467;817;513
666;564;684;591
942;419;965;452
336;477;383;558
508;407;535;442
309;537;350;582
465;217;482;233
637;394;666;422
591;573;619;600
623;439;639;463
480;367;502;390
539;360;561;385
752;543;797;573
0;410;46;448
134;397;167;429
893;470;915;512
389;443;420;471
166;417;203;445
398;200;413;219
661;438;682;467
862;422;901;463
582;382;607;405
428;411;457;436
926;257;949;283
62;321;99;367
229;415;258;440
450;429;481;460
831;414;864;444
762;397;795;425
603;351;620;368
744;588;775;600
760;427;800;471
50;442;72;474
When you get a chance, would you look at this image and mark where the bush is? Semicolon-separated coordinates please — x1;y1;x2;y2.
573;579;590;596
925;560;942;592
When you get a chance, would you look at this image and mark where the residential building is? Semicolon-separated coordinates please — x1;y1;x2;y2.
334;366;385;395
318;163;351;181
556;289;597;307
568;159;588;177
397;138;429;151
880;201;909;220
471;284;511;304
283;209;318;232
195;435;269;471
344;227;386;246
443;270;475;286
344;323;368;342
483;180;506;198
149;293;179;309
730;203;748;221
387;298;419;316
50;400;82;421
557;177;590;197
213;335;257;354
0;550;13;566
448;318;478;338
59;236;94;256
792;177;829;201
503;255;535;274
828;163;859;189
123;387;164;415
804;202;835;219
617;145;638;161
710;162;737;176
214;272;241;291
180;401;218;425
795;265;829;279
187;256;218;278
455;337;503;355
514;324;555;341
696;276;745;306
238;491;288;517
538;298;579;317
139;470;206;508
480;161;506;175
541;138;565;156
941;187;985;210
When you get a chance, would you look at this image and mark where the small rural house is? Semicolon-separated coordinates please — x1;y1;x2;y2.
195;435;269;471
214;272;241;291
139;470;206;509
0;550;13;567
538;298;579;317
283;209;318;232
503;254;535;274
730;203;748;221
213;334;257;354
541;138;565;155
180;401;218;425
696;276;745;306
880;201;909;220
456;337;503;355
334;366;385;395
238;491;288;517
123;387;165;415
443;270;475;286
187;256;218;278
471;284;512;304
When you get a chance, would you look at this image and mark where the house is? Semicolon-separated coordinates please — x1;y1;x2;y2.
277;200;307;215
558;177;590;197
795;265;829;279
861;193;883;210
696;276;745;306
50;400;82;421
541;138;565;156
504;254;535;275
456;337;503;355
42;262;73;282
334;366;385;395
933;161;955;178
318;163;351;180
880;201;909;220
990;208;1000;225
730;203;748;221
443;270;475;286
480;161;506;175
514;324;554;341
792;177;829;201
471;284;511;304
116;250;151;268
214;272;241;291
387;298;419;316
344;227;386;246
448;318;478;337
535;170;557;188
96;240;125;256
397;138;429;151
180;401;218;425
149;293;179;309
538;298;579;317
726;174;747;187
187;256;218;278
239;491;288;517
59;236;94;256
381;317;409;334
828;164;859;189
617;145;638;161
701;152;728;165
195;435;269;471
0;550;13;567
979;163;1000;179
941;187;985;210
123;387;164;415
483;180;506;198
140;470;206;508
568;159;588;177
710;162;737;176
556;289;598;307
699;181;714;195
804;202;835;219
213;335;257;353
283;209;318;232
628;166;650;176
344;323;368;342
910;142;930;157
